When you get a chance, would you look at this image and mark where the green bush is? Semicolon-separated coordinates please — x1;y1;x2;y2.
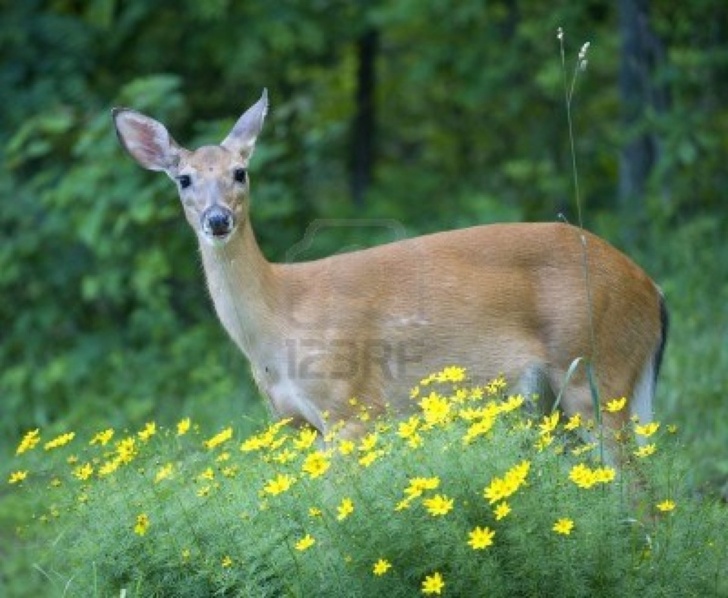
7;369;727;596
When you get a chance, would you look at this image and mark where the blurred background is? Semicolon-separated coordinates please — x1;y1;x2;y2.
0;1;726;494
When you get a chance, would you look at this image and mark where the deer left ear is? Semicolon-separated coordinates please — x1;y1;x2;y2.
221;89;268;159
112;108;183;174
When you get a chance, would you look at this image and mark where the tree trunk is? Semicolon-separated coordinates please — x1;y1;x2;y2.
350;28;378;208
618;0;670;215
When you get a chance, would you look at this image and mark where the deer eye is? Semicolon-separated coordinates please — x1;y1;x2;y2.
177;175;192;189
233;168;247;184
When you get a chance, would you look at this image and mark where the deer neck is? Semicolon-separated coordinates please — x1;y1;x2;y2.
198;219;280;360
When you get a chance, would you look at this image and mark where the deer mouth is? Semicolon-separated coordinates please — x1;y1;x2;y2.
201;206;236;244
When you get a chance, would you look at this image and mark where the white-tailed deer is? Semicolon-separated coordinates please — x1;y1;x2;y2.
112;90;668;441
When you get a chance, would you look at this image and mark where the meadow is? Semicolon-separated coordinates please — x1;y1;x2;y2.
5;366;727;596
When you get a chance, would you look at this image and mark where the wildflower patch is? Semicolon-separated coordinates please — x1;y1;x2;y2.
8;367;726;597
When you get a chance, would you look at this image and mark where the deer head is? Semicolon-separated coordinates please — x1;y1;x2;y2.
112;90;268;247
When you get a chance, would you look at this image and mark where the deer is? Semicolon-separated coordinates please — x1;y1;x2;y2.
112;89;668;445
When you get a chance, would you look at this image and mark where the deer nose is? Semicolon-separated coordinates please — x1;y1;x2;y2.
201;206;236;239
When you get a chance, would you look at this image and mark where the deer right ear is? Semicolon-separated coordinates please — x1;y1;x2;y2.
112;108;182;173
220;89;269;159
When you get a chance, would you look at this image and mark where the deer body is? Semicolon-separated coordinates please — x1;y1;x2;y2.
113;91;667;439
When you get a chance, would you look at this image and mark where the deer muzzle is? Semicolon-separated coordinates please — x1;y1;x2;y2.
201;205;236;244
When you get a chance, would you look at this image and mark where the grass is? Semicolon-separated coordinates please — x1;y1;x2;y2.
4;368;727;597
638;215;728;495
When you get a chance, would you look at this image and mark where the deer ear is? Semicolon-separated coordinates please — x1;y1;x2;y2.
220;89;268;159
112;108;183;173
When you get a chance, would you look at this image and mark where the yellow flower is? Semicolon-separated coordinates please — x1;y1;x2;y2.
420;392;451;426
539;411;560;434
535;433;554;452
302;451;331;478
204;426;233;450
422;571;445;595
272;449;297;464
404;476;440;498
116;437;137;464
73;463;94;481
634;421;660;437
423;494;454;516
467;526;495;549
8;470;28;484
439;365;467;382
263;473;296;496
338;440;355;456
337;498;355;521
221;555;233;568
656;499;676;512
16;429;41;455
240;435;266;452
407;434;424;449
359;450;384;468
250;419;292;449
508;460;530;484
494;501;511;520
199;467;215;481
398;416;420;440
564;413;582;431
176;418;191;436
308;507;322;518
89;428;114;446
373;558;392;576
593;466;616;484
484;478;511;504
294;427;318;451
454;387;469;403
571;442;598;456
553;518;575;535
604;397;627;413
633;443;657;458
357;407;372;422
358;432;379;453
155;463;174;483
483;460;530;504
485;376;507;396
138;422;156;442
295;534;315;551
498;394;524;413
98;458;121;476
221;466;237;478
463;416;496;444
44;432;75;451
134;513;150;536
568;463;616;489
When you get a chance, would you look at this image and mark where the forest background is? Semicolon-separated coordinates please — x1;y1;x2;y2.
0;0;726;525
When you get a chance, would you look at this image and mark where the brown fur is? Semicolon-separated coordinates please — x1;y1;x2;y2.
113;92;666;441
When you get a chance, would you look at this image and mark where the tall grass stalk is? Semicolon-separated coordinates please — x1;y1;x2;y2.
558;29;605;457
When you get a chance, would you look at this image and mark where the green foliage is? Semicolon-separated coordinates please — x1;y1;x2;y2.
0;73;257;443
6;372;727;596
642;216;728;492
